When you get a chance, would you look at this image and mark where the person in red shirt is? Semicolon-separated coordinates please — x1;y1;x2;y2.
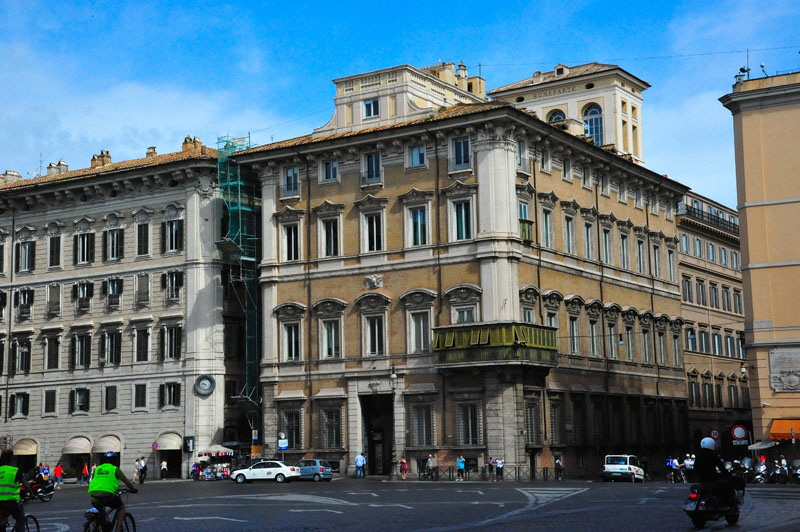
53;463;64;490
80;463;89;486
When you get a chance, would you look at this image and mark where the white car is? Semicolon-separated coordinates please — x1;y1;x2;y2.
231;460;301;484
602;454;645;482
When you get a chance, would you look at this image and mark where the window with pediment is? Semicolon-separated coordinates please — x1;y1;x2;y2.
313;298;348;359
275;302;307;362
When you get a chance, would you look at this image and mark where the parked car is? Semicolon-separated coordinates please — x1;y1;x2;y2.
602;454;645;482
231;460;301;484
294;459;334;482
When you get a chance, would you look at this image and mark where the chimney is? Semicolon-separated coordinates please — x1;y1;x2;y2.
192;136;202;149
182;135;194;152
47;162;59;176
456;61;468;79
532;71;543;84
146;146;157;158
1;170;23;184
46;160;70;176
91;150;111;168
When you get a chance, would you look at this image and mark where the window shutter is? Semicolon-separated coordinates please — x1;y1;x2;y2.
88;233;95;262
118;229;125;258
177;272;184;288
159;328;165;361
101;281;107;296
87;282;94;298
9;394;15;417
27;289;34;304
177;220;184;251
30;242;35;271
12;291;18;307
100;332;106;358
85;390;90;411
8;343;16;377
69;337;76;369
0;291;5;307
102;230;108;261
84;336;91;367
22;394;29;416
161;274;167;290
73;235;78;264
68;390;75;414
72;283;78;300
22;344;30;373
176;329;182;359
159;384;165;408
175;384;181;406
14;243;20;273
161;222;166;253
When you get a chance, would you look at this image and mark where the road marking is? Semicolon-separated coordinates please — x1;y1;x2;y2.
238;493;357;506
289;509;343;514
517;487;589;508
653;489;667;494
639;498;652;504
470;501;505;508
346;491;379;497
456;490;484;495
369;504;413;509
175;517;248;523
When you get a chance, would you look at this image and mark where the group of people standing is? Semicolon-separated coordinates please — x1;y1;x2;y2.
132;457;167;482
486;457;505;481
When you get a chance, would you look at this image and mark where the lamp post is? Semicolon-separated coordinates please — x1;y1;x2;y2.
390;364;398;480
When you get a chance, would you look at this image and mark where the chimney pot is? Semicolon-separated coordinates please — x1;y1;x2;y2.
146;146;157;158
182;135;194;152
1;170;23;184
193;136;202;149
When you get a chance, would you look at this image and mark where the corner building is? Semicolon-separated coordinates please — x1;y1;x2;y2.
236;62;690;478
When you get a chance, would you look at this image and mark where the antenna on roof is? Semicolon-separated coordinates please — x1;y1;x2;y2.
760;63;768;77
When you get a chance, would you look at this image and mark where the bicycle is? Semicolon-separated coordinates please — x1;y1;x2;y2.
83;488;136;532
0;501;40;532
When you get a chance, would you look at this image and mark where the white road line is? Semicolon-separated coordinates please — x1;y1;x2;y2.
289;509;343;514
456;490;484;495
368;504;413;509
346;491;379;497
175;517;248;523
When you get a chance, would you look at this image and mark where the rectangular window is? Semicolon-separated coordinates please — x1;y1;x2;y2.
522;306;535;323
456;403;481;445
410;207;427;247
620;234;629;269
602;229;612;264
105;278;123;308
685;327;697;351
542;209;553;248
49;235;61;268
584;223;593;259
456;306;475;324
46;284;60;315
642;329;650;363
10;393;29;417
709;284;719;309
696;280;707;306
44;390;56;414
162;325;182;360
707;242;715;263
722;288;731;311
608;323;618;359
582;166;591;188
682;277;693;303
564;216;575;254
365;213;382;252
694;238;703;258
322;406;342;448
453;200;472;241
16;241;36;272
410;311;430;353
134;384;147;409
652;244;661;278
657;333;666;365
283;167;299;197
720;247;728;266
452;137;470;169
525;400;542;445
46;336;60;369
322;319;341;358
680;233;689;253
70;388;90;413
363;152;381;184
366;315;384;355
160;382;181;408
733;291;743;314
323;160;338;182
550;400;564;445
284;224;300;261
712;333;722;355
562;157;571;179
667;249;675;282
71;333;91;368
135;328;150;362
589;321;599;356
409;145;425;167
699;330;710;353
322;218;339;257
540;149;550;172
673;335;681;366
636;240;645;273
74;233;95;264
103;330;122;365
725;335;735;357
283;322;301;361
364;98;379;118
10;339;31;375
280;407;302;449
625;326;635;361
136;223;150;256
136;274;150;306
162;220;184;253
411;404;433;446
569;317;579;354
731;251;740;270
104;386;117;412
104;229;124;260
163;271;184;300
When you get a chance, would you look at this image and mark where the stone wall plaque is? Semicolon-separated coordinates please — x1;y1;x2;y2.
769;347;800;392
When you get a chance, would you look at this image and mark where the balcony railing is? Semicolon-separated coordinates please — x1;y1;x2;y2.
433;322;558;367
17;304;31;318
76;297;91;311
360;170;383;187
107;294;121;308
448;157;471;172
519;219;533;242
279;182;299;199
680;205;739;234
136;292;150;306
47;302;61;315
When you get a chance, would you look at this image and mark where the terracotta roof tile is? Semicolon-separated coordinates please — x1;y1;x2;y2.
489;62;624;94
0;146;218;192
237;102;512;155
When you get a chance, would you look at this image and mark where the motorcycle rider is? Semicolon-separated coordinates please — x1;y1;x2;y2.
694;437;735;507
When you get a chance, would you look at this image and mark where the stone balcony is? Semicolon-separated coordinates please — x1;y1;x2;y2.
432;321;558;368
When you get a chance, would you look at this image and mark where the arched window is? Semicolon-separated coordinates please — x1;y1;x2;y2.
583;104;603;145
547;109;566;122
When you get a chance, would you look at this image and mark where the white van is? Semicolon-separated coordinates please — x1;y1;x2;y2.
602;454;645;482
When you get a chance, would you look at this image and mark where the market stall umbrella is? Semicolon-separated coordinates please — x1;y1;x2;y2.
747;440;780;450
202;444;234;455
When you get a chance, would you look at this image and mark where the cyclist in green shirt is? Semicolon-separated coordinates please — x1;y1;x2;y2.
0;450;33;532
88;452;137;532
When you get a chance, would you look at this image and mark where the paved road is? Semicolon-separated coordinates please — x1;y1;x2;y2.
20;478;800;531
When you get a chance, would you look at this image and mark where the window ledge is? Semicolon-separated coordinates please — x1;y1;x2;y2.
132;407;149;413
11;414;28;420
161;405;180;411
102;410;119;415
70;411;89;417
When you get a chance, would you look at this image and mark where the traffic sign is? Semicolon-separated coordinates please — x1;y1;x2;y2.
152;441;159;451
731;425;747;440
710;429;719;439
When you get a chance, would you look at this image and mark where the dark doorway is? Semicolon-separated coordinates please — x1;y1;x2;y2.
159;450;183;478
359;394;393;476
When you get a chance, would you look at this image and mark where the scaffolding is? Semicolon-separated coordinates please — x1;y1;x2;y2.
216;136;261;405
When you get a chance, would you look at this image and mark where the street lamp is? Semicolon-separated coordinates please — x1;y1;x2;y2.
390;364;398;479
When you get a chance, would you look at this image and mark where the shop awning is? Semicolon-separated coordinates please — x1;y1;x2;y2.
12;439;38;456
769;419;800;440
748;440;780;450
158;433;182;451
62;436;91;454
91;436;121;453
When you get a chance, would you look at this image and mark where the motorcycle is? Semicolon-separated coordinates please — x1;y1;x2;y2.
21;477;55;502
792;465;800;485
683;466;746;529
767;461;789;484
753;462;767;484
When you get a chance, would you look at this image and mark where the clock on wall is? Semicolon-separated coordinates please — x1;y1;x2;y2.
194;375;216;396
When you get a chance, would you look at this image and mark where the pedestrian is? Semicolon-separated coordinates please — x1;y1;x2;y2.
53;463;63;490
554;456;563;481
139;457;147;484
456;456;465;481
496;457;504;482
398;457;408;480
684;454;695;483
487;456;495;482
160;459;168;480
425;454;435;479
41;464;50;482
354;452;366;478
80;463;89;486
90;463;97;481
133;459;140;483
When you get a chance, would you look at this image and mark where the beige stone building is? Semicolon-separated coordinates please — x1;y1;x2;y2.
676;191;751;454
721;72;800;457
0;138;248;477
235;62;690;478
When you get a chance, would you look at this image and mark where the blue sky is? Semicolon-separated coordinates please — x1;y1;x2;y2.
1;0;798;208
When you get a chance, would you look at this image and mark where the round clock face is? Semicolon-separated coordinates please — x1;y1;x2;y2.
194;375;215;396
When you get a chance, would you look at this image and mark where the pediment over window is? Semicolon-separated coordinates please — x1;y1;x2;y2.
541;289;563;310
312;298;348;317
273;302;307;320
604;302;622;321
585;299;603;319
442;180;477;199
312;200;346;216
354;194;389;211
15;225;37;240
162;203;185;219
616;218;634;234
44;221;65;235
519;285;540;304
563;294;585;315
560;199;580;215
444;284;481;304
515;183;535;201
104;212;125;228
354;292;391;312
132;208;154;223
598;213;617;228
537;191;558;209
274;206;305;222
399;188;434;204
400;288;436;309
